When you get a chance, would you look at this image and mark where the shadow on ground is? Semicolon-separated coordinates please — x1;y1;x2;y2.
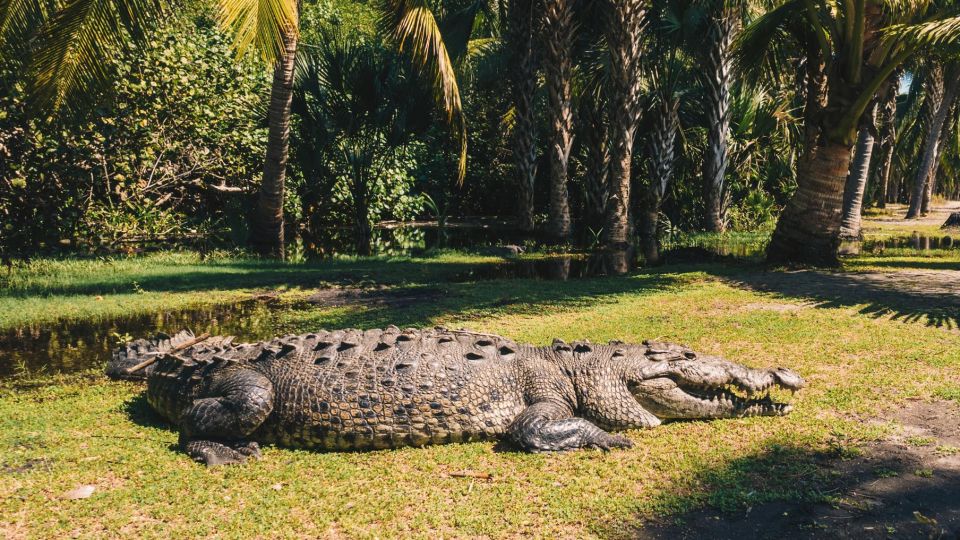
0;257;491;298
607;400;960;540
710;267;960;329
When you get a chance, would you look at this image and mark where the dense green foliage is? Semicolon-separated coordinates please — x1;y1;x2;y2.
0;11;267;255
2;0;960;260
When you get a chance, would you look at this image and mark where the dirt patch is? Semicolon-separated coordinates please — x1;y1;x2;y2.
303;286;445;309
741;302;810;313
638;400;960;539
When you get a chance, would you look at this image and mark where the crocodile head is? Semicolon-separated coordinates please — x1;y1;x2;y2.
625;342;805;420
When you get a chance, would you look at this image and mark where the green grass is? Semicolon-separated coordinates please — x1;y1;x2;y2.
4;208;960;537
4;257;960;538
0;250;515;331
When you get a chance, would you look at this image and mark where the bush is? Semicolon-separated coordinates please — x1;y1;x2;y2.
0;12;267;256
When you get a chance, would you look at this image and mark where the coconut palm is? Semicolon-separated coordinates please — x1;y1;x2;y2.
922;98;958;211
872;74;900;208
253;20;300;258
740;0;960;264
839;102;877;239
908;61;960;218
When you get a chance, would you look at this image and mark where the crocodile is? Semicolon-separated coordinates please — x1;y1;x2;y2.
108;327;805;466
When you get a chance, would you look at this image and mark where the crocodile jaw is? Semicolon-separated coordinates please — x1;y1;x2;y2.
628;376;799;420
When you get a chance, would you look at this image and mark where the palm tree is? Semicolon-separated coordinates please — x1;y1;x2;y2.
506;0;539;232
700;0;739;233
839;102;877;239
292;32;432;255
602;0;646;250
640;88;680;265
872;75;900;208
742;0;960;264
908;62;960;218
376;0;470;183
253;21;299;258
1;0;299;256
923;100;958;212
543;0;576;242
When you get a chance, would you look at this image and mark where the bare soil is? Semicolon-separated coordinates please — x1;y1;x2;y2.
638;400;960;539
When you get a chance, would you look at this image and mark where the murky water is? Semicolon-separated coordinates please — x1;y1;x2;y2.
456;252;637;281
0;301;285;379
862;234;959;252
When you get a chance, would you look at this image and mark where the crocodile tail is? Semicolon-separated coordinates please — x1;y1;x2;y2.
106;330;196;381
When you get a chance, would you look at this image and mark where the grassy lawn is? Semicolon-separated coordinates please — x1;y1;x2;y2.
0;250;514;331
2;213;960;538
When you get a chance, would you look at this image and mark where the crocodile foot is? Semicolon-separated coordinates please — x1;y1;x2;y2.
181;438;261;467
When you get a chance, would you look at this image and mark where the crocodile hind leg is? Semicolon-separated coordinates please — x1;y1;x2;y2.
178;368;274;467
507;402;634;452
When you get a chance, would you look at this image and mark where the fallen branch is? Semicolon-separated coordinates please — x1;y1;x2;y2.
448;471;493;481
124;333;211;374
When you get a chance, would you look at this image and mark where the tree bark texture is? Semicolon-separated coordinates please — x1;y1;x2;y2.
507;0;539;232
601;0;646;249
252;26;299;259
702;7;736;232
767;142;854;265
543;0;575;242
839;108;877;240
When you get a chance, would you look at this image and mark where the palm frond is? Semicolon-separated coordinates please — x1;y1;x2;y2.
217;0;297;64
26;0;166;112
377;0;467;182
885;16;960;50
733;0;805;87
0;0;48;47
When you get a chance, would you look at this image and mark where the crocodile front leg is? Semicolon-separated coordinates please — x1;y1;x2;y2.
507;401;634;452
178;367;274;466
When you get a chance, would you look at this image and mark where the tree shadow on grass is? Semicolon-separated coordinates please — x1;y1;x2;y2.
703;265;960;330
0;257;495;298
271;271;687;334
597;438;960;539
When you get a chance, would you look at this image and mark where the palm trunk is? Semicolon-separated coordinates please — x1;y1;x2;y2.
839;115;876;240
581;99;609;229
800;44;828;183
543;0;575;242
702;8;735;232
601;0;645;250
908;65;959;219
507;0;539;232
921;102;957;214
641;95;680;266
767;6;888;265
873;77;898;209
767;142;854;265
252;26;299;259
